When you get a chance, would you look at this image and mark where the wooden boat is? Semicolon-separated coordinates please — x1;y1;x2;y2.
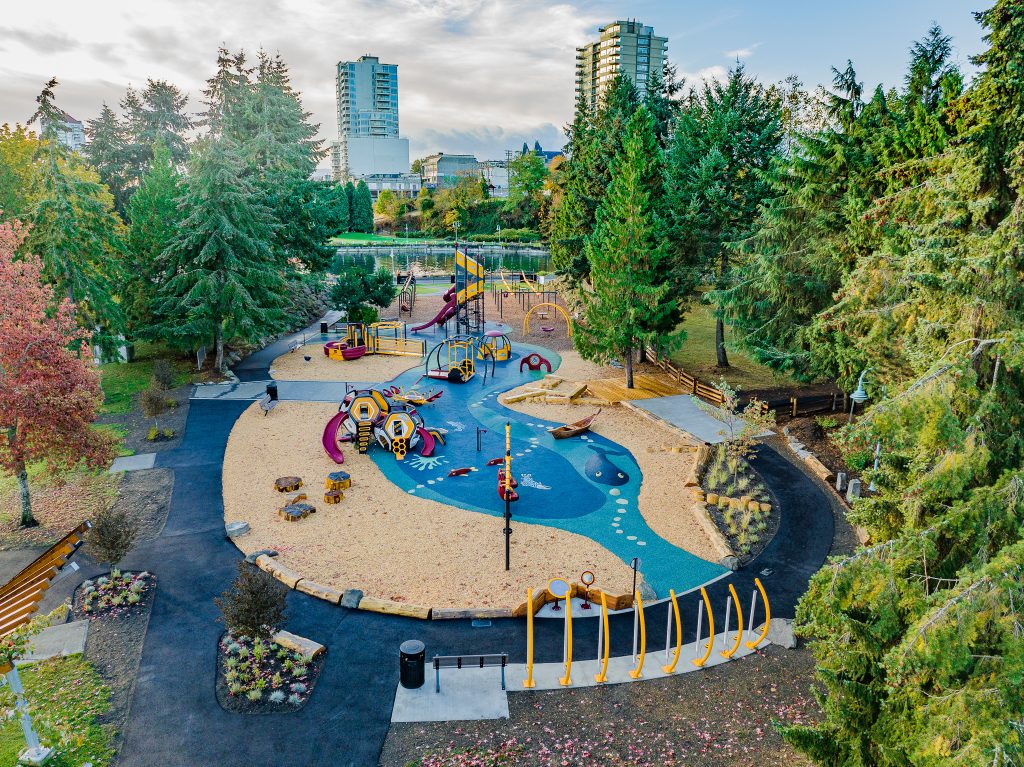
547;409;601;440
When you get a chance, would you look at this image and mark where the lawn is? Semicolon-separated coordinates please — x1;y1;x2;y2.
329;232;450;246
0;655;115;767
98;342;193;415
671;303;797;393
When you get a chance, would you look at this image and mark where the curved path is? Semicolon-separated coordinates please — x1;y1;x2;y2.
115;322;834;767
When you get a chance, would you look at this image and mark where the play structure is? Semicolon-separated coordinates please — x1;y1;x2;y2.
411;249;486;335
521;577;772;689
479;330;511;362
425;334;496;384
519;352;552;373
397;271;416;317
323;322;425;361
321;387;448;463
523;303;573;338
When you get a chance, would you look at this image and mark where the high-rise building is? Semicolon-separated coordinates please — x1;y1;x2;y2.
335;54;410;181
40;111;86;152
575;20;667;110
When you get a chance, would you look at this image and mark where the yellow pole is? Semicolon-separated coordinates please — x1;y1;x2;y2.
559;595;573;686
661;589;683;673
594;591;610;683
721;584;745;658
745;577;771;649
523;588;535;688
692;587;715;667
628;590;647;679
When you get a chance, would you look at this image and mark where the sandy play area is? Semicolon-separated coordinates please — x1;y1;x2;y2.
269;343;422;383
223;401;636;609
499;351;721;563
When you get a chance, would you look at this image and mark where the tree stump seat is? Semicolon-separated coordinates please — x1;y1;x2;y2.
275;476;302;492
325;471;351;491
324;489;344;504
279;502;316;522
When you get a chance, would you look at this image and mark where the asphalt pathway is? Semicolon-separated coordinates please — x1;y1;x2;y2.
111;320;834;767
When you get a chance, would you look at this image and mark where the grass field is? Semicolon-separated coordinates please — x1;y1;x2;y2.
0;656;114;766
98;342;192;415
329;232;450;246
671;303;796;392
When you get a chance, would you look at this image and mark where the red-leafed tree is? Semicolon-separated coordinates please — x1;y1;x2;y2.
0;217;116;527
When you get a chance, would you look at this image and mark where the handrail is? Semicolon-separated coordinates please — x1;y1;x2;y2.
594;591;610;683
661;589;683;673
745;577;771;649
628;590;647;679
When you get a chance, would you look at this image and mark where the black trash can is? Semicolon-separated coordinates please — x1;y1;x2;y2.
320;321;329;334
399;640;425;689
266;382;279;401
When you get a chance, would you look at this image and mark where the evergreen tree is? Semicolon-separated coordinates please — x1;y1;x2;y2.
344;181;357;231
124;140;183;337
126;79;193;167
665;65;783;367
575;107;681;388
84;104;132;214
28;78;126;342
350;180;374;233
504;148;548;227
154;138;285;371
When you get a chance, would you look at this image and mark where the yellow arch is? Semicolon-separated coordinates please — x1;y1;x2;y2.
523;303;573;337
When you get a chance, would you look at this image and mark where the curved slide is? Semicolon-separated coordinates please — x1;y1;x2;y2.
321;411;347;464
410;286;457;333
416;427;435;457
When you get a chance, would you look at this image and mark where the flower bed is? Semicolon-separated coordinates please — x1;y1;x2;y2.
75;570;155;619
700;446;780;563
215;632;325;714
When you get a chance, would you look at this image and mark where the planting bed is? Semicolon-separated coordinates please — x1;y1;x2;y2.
215;631;325;714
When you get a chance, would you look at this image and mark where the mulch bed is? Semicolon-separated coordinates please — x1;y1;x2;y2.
701;458;781;566
214;632;326;714
381;645;820;767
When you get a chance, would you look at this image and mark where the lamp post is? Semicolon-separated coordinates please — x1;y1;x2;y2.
496;224;502;271
453;220;460;250
848;367;872;424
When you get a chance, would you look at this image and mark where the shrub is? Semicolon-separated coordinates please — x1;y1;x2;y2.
287;693;302;706
292;664;308;677
88;505;139;568
151;359;176;391
140;386;169;430
290;682;307;694
162;428;175;439
269;690;286;703
214;561;288;640
816;415;839;430
845;449;874;471
246;689;262;702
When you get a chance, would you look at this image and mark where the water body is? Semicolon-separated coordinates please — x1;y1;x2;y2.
333;245;552;277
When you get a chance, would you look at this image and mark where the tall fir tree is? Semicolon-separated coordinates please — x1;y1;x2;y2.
575;107;681;388
155;138;285;371
350;180;374;233
84;104;132;215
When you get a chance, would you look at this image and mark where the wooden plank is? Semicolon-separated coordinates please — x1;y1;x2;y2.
358;597;431;620
503;388;547;403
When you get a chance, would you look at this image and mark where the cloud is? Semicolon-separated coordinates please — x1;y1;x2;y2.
724;42;763;60
680;65;729;86
0;27;79;55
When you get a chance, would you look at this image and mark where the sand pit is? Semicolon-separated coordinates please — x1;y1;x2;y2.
269;343;422;382
223;401;635;610
499;351;720;563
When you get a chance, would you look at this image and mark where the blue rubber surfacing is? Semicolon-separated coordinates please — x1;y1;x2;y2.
361;341;727;596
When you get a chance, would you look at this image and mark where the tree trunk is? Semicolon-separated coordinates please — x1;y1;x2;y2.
16;460;35;528
716;315;730;368
638;344;647;364
624;348;634;389
215;327;225;373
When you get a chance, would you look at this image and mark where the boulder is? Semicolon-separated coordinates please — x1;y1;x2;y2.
340;589;364;609
254;554;302;589
358;597;431;620
244;549;278;564
846;478;863;502
721;555;740;571
272;629;324;660
766;618;797;649
296;579;344;605
705;492;719;505
225;521;250;539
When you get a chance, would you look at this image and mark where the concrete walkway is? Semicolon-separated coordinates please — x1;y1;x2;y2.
630;394;774;444
101;315;834;766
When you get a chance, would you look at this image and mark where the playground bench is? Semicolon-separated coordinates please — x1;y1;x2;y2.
432;653;508;693
287;339;302;353
258;394;279;416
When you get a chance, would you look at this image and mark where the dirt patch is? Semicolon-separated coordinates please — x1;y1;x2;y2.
0;471;121;549
380;645;819;767
105;468;174;542
97;384;191;456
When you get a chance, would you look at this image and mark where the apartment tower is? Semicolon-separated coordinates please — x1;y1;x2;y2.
335;54;410;180
575;20;668;110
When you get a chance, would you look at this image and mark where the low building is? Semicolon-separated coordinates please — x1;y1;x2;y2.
41;111;86;152
420;153;480;189
359;172;421;200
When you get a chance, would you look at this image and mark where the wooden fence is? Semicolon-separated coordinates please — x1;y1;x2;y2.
643;345;726;407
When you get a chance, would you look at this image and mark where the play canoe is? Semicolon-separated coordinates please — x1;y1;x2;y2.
547;409;601;440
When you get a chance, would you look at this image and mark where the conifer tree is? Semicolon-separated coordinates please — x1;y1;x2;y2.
350;180;374;233
155;138;284;371
84;104;132;214
575;107;681;388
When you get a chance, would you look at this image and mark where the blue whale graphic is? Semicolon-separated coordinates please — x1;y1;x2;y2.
584;444;630;486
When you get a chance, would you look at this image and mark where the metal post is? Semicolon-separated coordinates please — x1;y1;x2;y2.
596;606;604;661
665;603;673;660
694;599;704;659
504;495;511;572
7;667;48;761
869;440;881;492
848;396;856;424
748;589;758;636
723;596;732;647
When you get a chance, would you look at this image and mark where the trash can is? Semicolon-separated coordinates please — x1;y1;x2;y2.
399;640;425;689
320;321;329;334
266;382;279;401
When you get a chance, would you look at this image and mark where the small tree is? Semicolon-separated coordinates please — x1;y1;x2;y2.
694;378;776;482
140;386;169;435
88;505;139;568
329;267;398;324
151;358;175;390
215;561;287;640
0;218;117;527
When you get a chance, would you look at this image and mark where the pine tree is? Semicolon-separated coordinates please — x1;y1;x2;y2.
84;104;132;214
155;138;285;371
124;140;183;336
575;107;681;388
350;180;374;233
344;181;357;231
123;79;193;172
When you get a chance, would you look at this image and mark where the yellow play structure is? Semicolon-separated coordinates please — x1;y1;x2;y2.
523;303;573;337
325;321;426;361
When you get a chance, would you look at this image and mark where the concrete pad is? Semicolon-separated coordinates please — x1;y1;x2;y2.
391;667;509;722
507;626;765;690
19;620;88;663
109;453;156;473
630;395;773;445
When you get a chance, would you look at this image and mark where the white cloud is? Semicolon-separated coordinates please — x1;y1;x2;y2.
680;65;729;86
724;42;762;60
0;0;605;160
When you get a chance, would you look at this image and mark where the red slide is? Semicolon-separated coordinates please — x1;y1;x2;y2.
410;286;458;333
321;411;347;464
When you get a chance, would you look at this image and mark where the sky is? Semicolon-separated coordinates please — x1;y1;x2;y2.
0;1;990;165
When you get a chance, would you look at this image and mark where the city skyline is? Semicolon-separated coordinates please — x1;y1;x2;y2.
0;0;988;162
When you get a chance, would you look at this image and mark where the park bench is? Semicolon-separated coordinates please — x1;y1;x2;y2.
287;339;302;353
258;394;279;416
432;653;508;693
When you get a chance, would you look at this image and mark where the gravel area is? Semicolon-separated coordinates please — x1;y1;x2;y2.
102;468;174;542
380;645;819;767
269;342;423;383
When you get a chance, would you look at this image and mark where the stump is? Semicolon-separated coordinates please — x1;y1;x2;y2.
324;489;344;504
325;471;352;491
278;502;316;522
284;492;308;505
275;476;302;493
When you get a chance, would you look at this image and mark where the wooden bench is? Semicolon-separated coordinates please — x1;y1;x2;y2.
432;653;508;693
258;394;279;416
